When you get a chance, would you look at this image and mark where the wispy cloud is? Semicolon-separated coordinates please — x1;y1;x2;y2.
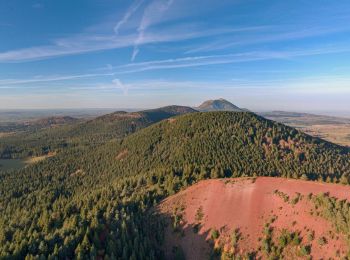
114;0;144;35
0;72;115;86
132;0;175;61
2;44;350;87
186;26;350;54
67;77;350;96
0;34;133;63
117;45;350;73
0;23;263;63
112;78;129;95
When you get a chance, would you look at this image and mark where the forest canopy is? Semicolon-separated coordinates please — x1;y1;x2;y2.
0;111;349;259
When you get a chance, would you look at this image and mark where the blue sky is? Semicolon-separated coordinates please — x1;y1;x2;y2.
0;0;350;113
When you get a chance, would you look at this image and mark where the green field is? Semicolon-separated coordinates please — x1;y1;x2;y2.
0;159;26;171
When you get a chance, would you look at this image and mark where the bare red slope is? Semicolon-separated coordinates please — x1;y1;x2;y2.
157;177;350;259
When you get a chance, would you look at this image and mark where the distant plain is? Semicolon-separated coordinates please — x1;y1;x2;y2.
261;111;350;147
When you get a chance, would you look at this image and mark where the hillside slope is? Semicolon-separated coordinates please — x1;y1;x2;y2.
0;105;196;159
197;98;242;112
61;105;196;144
0;111;349;259
112;111;349;181
158;177;350;259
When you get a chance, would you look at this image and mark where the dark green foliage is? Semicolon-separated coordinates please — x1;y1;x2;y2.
309;193;350;244
262;224;305;259
307;231;315;242
0;111;349;258
291;193;302;205
274;190;290;203
211;229;220;240
317;237;327;246
0;113;148;159
0;106;196;159
231;228;241;249
111;112;350;181
172;246;186;260
195;206;204;222
300;245;311;256
0;160;191;258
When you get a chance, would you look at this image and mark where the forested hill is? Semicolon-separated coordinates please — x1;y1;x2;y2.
0;105;196;159
0;111;350;259
110;111;350;180
57;105;197;145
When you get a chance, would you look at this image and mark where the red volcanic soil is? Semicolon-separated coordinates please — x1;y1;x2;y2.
157;177;350;259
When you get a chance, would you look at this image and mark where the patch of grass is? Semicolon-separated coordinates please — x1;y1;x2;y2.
195;206;204;222
307;231;315;242
231;228;241;248
291;193;302;205
211;229;220;240
300;245;311;256
274;190;289;202
291;232;301;246
172;204;185;232
317;236;327;246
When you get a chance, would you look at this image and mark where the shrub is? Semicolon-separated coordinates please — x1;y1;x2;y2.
292;233;301;246
300;245;311;256
211;229;220;240
301;174;309;180
317;237;327;245
307;231;314;242
195;206;204;222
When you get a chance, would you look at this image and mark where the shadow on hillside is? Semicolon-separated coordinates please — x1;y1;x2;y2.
153;205;260;260
152;208;227;260
157;213;216;260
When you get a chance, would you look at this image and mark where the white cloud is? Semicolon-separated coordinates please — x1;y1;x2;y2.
2;44;350;87
64;76;350;95
131;0;175;61
114;0;144;35
186;26;350;54
0;24;246;63
116;45;350;73
113;78;128;95
0;73;115;86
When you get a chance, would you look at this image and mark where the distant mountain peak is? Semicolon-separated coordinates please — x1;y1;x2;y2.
144;105;197;115
197;98;242;112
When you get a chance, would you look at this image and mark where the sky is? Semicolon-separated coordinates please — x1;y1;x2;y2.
0;0;350;114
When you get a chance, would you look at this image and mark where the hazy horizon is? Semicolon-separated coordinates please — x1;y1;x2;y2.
0;101;350;119
1;1;350;112
2;2;350;258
